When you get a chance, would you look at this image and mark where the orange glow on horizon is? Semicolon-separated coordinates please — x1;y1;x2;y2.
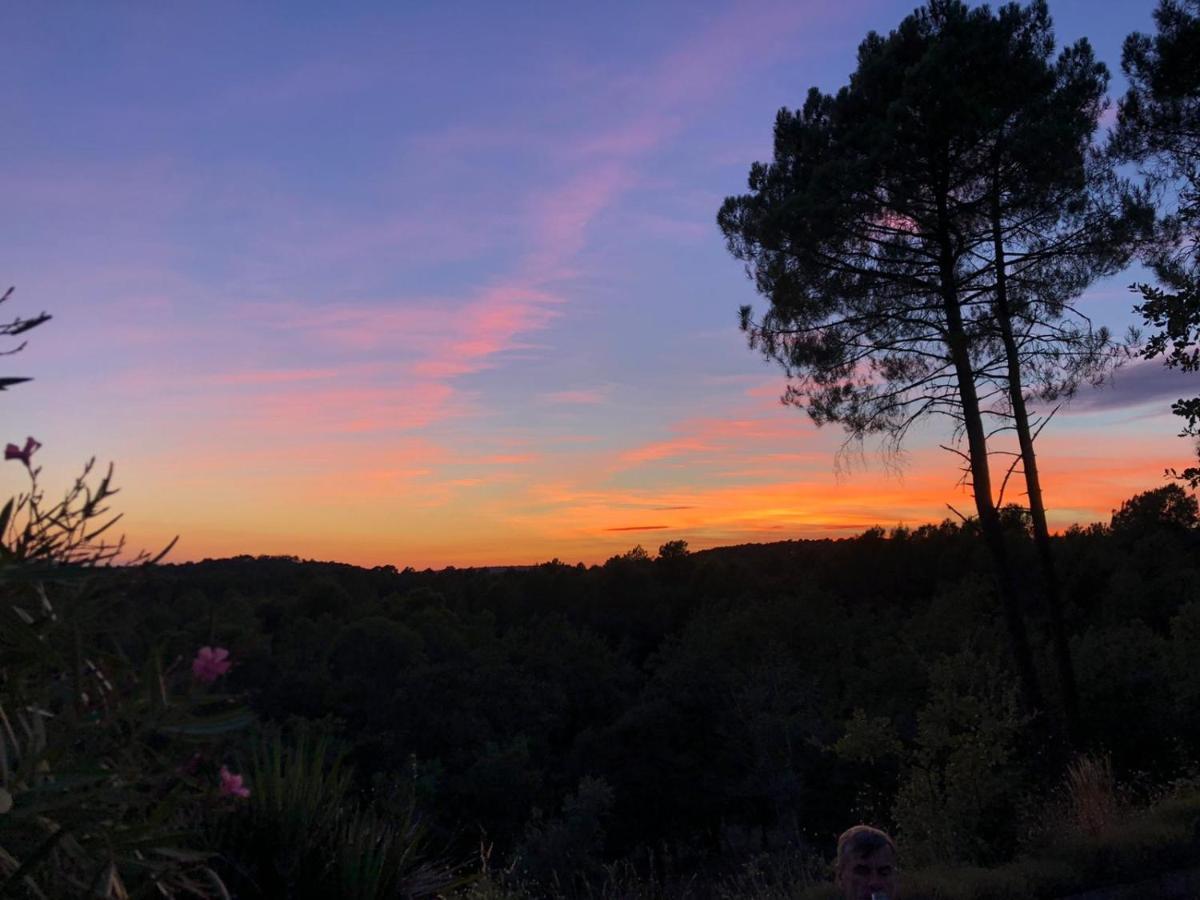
105;433;1192;570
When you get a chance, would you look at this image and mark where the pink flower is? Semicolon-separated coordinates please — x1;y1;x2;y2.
219;766;250;799
191;646;231;683
4;436;40;467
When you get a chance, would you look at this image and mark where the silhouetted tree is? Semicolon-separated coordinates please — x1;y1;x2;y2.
1110;482;1200;533
1112;0;1200;485
657;539;689;561
0;286;51;391
719;0;1069;714
966;0;1137;742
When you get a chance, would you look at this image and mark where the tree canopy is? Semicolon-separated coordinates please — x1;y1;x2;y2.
718;0;1136;723
1113;0;1200;484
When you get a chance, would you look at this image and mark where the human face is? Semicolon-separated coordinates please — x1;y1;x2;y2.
838;845;898;900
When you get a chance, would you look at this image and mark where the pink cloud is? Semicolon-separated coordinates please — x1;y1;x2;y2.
75;0;842;467
617;415;817;467
473;453;536;465
268;303;445;353
745;380;789;400
258;280;560;383
620;438;712;464
411;283;562;378
234;382;462;436
524;163;633;271
203;368;341;386
282;442;456;504
540;388;610;405
506;473;958;548
138;434;545;493
567;113;682;160
145;438;446;476
632;0;845;115
518;1;834;273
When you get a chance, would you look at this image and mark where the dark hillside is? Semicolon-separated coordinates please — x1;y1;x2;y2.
93;487;1200;877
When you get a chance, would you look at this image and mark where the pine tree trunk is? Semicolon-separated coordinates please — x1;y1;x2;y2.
989;193;1080;743
936;193;1045;716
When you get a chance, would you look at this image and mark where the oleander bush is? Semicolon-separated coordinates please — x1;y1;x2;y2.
0;458;251;897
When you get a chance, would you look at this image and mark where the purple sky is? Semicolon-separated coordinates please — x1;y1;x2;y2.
2;0;1186;567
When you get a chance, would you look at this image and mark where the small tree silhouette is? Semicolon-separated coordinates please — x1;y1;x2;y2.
0;286;50;392
0;286;175;566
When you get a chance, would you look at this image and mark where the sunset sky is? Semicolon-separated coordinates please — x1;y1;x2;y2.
3;0;1193;568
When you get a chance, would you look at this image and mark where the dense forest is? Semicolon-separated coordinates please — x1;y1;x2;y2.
3;0;1200;896
134;496;1200;863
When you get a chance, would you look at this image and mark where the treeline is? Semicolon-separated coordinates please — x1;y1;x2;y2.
97;486;1200;882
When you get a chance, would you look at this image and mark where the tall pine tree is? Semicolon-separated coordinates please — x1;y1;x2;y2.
720;0;1135;728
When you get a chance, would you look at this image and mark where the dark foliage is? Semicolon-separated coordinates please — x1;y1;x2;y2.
1113;0;1200;485
88;491;1200;880
717;0;1140;732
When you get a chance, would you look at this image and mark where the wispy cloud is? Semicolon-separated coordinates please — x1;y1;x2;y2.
1067;361;1197;413
203;368;341;386
246;383;462;435
617;414;823;468
539;387;611;405
410;284;563;378
621;437;712;464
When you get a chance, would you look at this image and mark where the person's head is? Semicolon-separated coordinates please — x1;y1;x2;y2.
835;825;898;900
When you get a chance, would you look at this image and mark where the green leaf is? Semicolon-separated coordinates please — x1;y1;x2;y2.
0;499;13;540
159;707;255;737
149;846;213;864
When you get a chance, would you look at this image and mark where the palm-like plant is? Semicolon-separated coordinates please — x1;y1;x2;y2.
214;729;466;899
